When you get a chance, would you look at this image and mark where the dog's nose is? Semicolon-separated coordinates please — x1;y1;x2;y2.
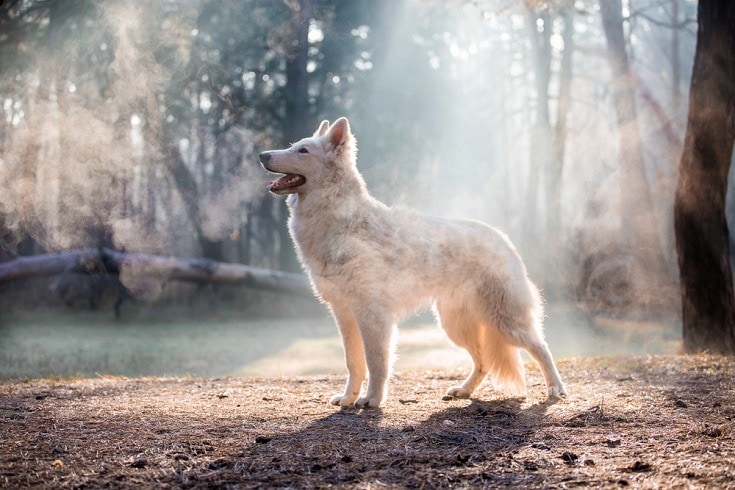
259;152;271;164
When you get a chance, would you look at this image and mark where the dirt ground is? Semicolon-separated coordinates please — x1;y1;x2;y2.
1;355;734;489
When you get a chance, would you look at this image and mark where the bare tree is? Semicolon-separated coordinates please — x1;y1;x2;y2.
674;0;735;354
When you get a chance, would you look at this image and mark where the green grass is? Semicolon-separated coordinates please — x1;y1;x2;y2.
0;310;334;379
0;305;681;379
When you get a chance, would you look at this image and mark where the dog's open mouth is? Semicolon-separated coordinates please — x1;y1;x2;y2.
267;174;306;193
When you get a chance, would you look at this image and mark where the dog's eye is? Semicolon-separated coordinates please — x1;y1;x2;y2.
298;148;309;154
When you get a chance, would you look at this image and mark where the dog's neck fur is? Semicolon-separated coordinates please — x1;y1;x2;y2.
286;152;385;275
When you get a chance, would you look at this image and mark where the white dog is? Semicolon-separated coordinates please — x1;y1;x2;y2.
259;117;566;408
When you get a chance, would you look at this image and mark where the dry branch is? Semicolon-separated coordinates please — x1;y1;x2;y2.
0;248;313;297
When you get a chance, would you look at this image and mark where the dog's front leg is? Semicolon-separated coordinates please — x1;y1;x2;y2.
355;309;394;408
329;303;367;407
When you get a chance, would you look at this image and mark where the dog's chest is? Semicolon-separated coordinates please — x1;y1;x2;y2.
289;212;354;274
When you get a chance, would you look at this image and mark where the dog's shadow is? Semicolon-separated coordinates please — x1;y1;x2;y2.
241;394;561;485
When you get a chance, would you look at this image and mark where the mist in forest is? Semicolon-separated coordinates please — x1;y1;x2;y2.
0;0;698;374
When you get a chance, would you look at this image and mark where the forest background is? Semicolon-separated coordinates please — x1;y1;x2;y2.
0;0;717;375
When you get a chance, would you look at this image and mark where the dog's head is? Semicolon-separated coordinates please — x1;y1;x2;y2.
259;117;356;195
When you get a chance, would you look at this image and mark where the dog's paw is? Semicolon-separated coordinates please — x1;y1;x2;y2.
354;395;383;409
330;393;359;407
446;386;473;399
547;384;567;398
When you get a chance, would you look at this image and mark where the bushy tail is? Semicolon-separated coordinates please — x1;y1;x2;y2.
484;328;527;395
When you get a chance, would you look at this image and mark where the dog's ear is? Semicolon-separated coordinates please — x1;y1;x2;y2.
313;120;330;137
327;117;351;149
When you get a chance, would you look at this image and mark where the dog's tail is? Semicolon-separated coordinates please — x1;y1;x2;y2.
483;277;545;395
484;327;527;395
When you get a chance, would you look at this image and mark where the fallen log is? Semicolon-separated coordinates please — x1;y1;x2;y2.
0;248;313;297
0;248;100;282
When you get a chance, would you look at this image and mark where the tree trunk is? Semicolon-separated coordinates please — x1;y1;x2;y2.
523;7;552;248
167;147;226;262
547;6;574;242
670;0;682;118
523;6;574;298
674;0;735;354
276;0;312;273
600;0;669;281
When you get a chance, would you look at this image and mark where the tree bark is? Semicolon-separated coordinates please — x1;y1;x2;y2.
0;248;313;298
674;0;735;354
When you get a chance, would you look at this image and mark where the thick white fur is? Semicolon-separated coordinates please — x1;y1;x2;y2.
259;117;566;408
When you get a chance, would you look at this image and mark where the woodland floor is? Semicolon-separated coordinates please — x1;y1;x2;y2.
1;355;734;489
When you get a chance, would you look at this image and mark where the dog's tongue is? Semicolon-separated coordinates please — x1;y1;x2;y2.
268;174;306;192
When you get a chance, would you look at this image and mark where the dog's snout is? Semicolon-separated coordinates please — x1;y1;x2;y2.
259;152;271;164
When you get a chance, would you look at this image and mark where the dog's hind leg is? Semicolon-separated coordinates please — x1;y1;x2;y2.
435;302;491;399
328;301;367;406
446;352;487;399
498;310;566;398
518;334;566;398
354;307;394;408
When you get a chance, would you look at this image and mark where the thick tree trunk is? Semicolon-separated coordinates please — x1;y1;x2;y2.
674;0;735;354
0;248;313;297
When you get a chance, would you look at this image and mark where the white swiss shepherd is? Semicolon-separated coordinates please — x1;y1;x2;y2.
259;117;566;408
